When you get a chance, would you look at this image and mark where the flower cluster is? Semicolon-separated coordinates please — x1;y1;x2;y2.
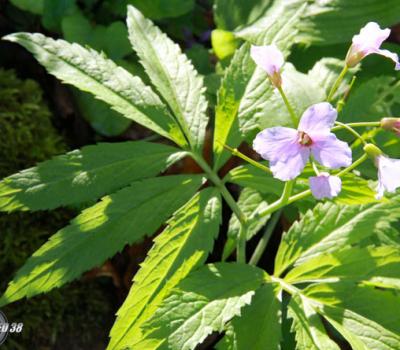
250;22;400;200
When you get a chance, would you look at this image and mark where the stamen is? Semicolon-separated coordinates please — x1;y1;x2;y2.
298;131;313;146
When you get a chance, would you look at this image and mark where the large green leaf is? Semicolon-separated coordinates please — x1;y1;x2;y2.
214;0;273;32
108;188;222;350
319;304;400;350
285;246;400;287
127;6;208;152
288;294;340;350
305;283;400;335
0;175;203;306
0;141;183;211
274;197;400;276
137;263;267;350
216;284;282;350
3;33;186;146
297;0;400;46
212;0;306;170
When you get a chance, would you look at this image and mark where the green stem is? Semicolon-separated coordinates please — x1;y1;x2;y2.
257;180;295;220
336;76;356;113
249;210;282;265
277;86;298;127
189;152;249;263
331;121;380;131
336;153;368;177
327;65;349;102
334;121;366;145
257;153;368;219
222;144;271;173
237;224;248;264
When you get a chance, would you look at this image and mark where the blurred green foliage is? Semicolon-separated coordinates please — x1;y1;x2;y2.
0;69;113;349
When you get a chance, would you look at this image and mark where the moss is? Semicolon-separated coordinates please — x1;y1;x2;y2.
0;70;113;349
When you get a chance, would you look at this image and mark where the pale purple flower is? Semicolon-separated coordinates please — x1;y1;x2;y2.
253;102;352;181
346;22;400;70
250;45;284;87
376;155;400;199
309;172;342;200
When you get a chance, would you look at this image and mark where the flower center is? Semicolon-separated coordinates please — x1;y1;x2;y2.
298;131;313;146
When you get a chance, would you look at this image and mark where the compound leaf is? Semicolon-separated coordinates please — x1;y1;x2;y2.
0;175;203;306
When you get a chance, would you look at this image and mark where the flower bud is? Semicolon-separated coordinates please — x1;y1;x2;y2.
381;117;400;136
250;45;284;88
363;143;383;164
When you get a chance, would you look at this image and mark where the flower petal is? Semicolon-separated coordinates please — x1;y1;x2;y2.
311;133;352;169
269;148;310;181
377;155;400;198
250;45;284;77
309;173;342;200
352;22;390;54
377;49;400;71
298;102;337;136
253;127;299;163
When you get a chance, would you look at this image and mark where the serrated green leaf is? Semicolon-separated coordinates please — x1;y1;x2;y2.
305;283;400;335
3;33;186;146
213;0;273;32
126;6;208;152
0;141;183;211
319;304;400;350
137;263;267;350
0;175;203;306
108;188;222;350
288;294;340;350
274;197;400;276
297;0;400;46
216;283;282;350
285;246;400;286
223;187;270;260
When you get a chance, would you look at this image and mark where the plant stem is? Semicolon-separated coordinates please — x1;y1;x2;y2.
336;153;368;176
257;153;368;219
336;76;356;113
222;143;271;173
188;152;248;263
257;180;294;220
327;65;349;102
249;209;282;265
277;86;298;127
331;121;381;131
334;121;366;144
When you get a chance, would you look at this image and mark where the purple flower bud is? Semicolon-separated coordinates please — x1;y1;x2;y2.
309;172;342;200
376;155;400;199
253;102;352;181
346;22;400;70
381;117;400;136
250;45;284;88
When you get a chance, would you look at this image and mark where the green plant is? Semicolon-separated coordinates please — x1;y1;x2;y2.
1;2;400;350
